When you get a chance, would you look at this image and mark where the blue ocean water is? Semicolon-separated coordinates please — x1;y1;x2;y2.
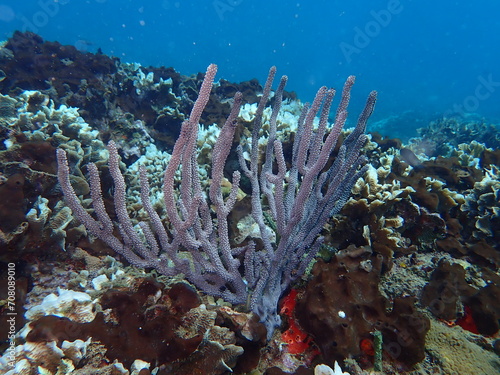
1;0;499;139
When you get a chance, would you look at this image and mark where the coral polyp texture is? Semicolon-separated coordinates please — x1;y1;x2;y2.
1;32;500;375
55;61;376;340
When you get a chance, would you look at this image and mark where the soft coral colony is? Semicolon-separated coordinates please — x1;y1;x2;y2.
56;63;376;339
1;32;500;375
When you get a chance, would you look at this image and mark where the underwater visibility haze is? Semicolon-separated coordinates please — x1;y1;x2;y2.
1;0;500;137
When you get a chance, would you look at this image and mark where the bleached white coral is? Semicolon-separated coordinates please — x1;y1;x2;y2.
197;123;221;170
126;125;225;222
121;62;174;96
314;361;351;375
25;288;95;323
8;90;100;148
452;141;488;168
61;338;91;364
238;99;304;157
131;359;150;375
351;164;415;200
461;165;500;237
0;339;92;375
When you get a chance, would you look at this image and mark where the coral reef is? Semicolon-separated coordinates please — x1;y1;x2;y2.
26;280;207;367
295;247;430;370
5;277;262;374
0;32;499;375
422;259;500;336
425;320;500;374
416;117;500;156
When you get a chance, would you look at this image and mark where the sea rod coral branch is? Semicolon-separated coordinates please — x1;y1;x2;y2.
56;64;376;338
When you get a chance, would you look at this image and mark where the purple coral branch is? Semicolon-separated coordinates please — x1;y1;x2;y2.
56;64;376;339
